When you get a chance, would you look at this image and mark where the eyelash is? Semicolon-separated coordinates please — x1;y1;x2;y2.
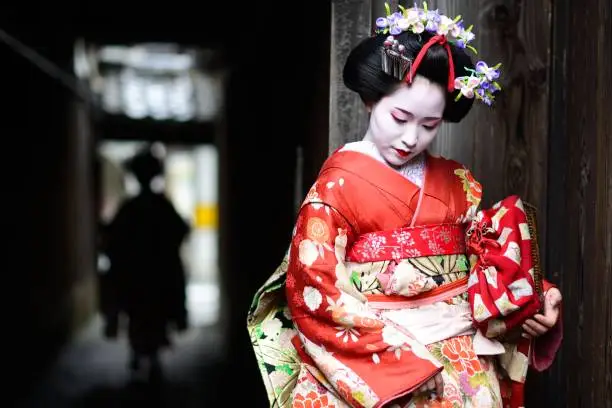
391;114;437;130
391;113;407;123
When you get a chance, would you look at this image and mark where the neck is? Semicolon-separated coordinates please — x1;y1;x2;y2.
358;136;425;167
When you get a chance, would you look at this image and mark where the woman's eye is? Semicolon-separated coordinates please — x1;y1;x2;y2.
423;124;438;130
391;114;407;123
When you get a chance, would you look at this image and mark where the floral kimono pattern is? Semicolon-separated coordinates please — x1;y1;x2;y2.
247;149;561;408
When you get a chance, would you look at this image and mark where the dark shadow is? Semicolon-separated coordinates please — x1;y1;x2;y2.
100;145;191;377
70;355;226;408
14;320;226;408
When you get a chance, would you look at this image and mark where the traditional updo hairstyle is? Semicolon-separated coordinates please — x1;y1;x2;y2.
343;30;476;123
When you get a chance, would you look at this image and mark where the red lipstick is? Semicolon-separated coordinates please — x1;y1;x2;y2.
394;148;410;158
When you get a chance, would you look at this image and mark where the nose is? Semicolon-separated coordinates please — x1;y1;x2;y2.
401;125;418;150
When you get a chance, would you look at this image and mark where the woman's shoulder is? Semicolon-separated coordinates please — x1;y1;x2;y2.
427;152;479;183
427;152;468;172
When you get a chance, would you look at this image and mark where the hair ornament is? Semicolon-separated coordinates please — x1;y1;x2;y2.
381;36;413;82
375;2;503;106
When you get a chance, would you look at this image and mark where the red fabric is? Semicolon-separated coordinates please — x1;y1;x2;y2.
466;195;542;336
316;151;469;231
283;150;561;407
284;151;470;406
346;223;466;263
407;35;455;92
531;281;564;371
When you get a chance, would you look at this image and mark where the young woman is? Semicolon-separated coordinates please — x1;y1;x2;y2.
248;4;562;407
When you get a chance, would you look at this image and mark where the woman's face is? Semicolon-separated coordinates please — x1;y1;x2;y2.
364;75;446;167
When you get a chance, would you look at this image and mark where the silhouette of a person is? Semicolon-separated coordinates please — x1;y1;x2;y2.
102;146;190;378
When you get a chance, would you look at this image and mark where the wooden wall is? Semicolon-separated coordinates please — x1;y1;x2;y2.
329;0;372;152
328;0;612;406
545;0;612;406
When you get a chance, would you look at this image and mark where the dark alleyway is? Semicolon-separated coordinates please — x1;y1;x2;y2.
14;315;224;408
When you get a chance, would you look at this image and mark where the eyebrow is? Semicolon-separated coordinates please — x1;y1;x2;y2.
395;107;442;121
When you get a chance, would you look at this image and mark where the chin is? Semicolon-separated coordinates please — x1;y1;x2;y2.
384;155;409;168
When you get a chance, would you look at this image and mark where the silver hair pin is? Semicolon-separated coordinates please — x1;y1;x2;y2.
381;36;412;81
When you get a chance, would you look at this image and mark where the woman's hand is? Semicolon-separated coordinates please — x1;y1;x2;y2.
418;372;444;396
522;288;562;338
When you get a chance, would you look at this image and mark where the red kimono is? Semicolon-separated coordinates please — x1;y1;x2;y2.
247;148;562;408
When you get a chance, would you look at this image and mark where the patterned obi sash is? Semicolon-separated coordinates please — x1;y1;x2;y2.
344;222;506;357
345;223;469;307
346;223;466;263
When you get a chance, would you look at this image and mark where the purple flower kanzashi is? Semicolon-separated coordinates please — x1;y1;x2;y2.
376;17;389;29
425;20;438;32
387;12;402;24
476;61;500;81
476;88;493;106
389;25;403;35
426;9;442;23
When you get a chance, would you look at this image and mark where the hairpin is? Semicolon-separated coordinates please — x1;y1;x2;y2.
381;36;413;81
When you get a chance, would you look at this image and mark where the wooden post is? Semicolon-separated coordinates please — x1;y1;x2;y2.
545;0;612;406
329;0;372;152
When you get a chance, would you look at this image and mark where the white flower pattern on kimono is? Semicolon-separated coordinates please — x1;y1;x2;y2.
335;326;360;343
303;286;323;312
391;249;403;260
358;235;387;259
298;239;320;267
391;229;414;246
261;317;283;339
381;326;412;359
405;248;423;258
325;177;345;190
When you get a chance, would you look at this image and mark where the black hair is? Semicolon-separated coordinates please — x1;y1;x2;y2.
126;147;164;187
343;30;476;123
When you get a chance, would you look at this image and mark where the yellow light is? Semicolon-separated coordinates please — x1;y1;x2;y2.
194;203;218;229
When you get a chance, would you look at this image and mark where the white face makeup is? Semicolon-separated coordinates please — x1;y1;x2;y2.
364;75;446;167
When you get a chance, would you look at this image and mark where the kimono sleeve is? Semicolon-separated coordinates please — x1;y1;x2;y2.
286;202;442;408
530;280;563;371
